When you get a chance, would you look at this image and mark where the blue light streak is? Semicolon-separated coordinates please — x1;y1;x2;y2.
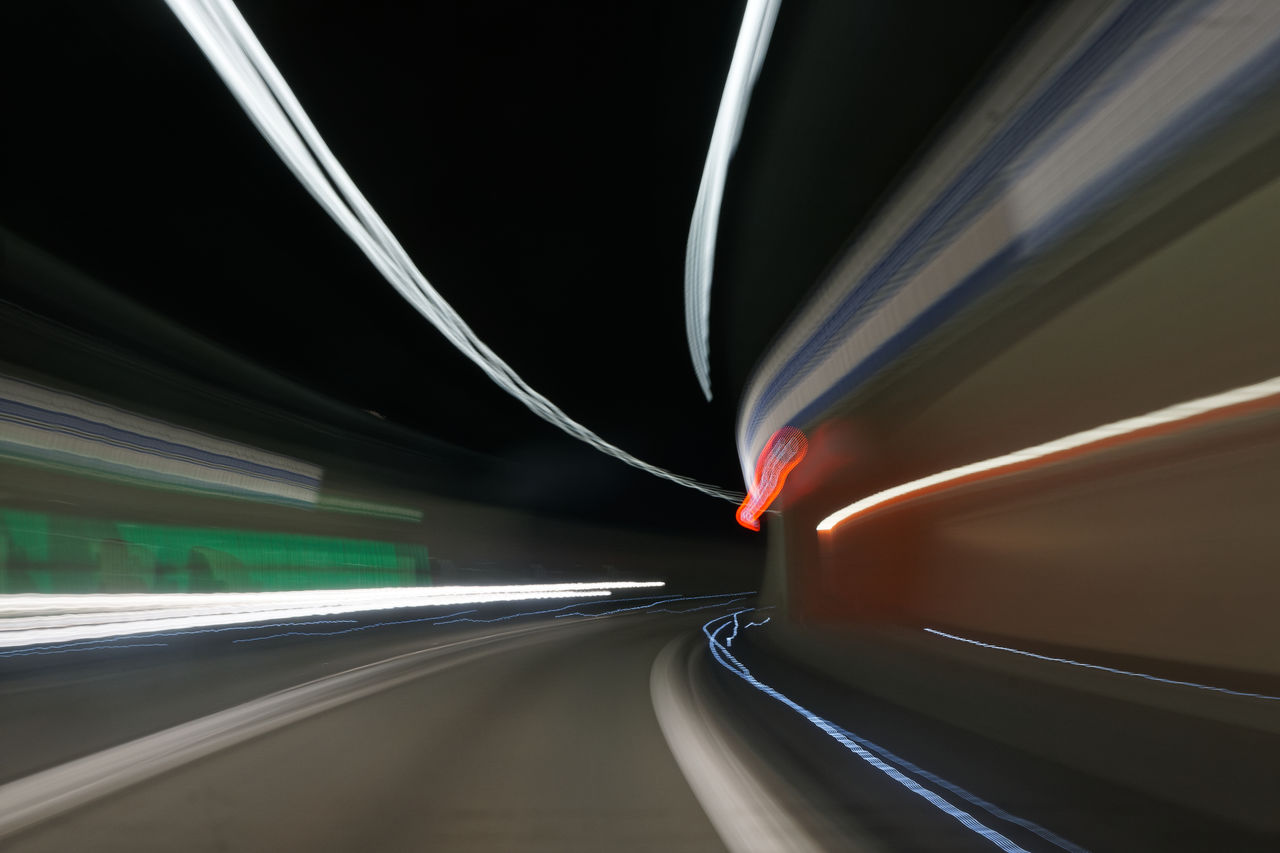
0;642;170;658
0;620;359;657
725;611;741;647
728;607;773;644
925;628;1280;702
706;612;1084;853
235;592;755;644
822;718;1086;852
646;598;752;616
553;591;755;619
236;610;478;643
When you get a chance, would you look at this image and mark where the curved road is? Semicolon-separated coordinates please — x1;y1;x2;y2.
3;595;1277;852
1;612;728;852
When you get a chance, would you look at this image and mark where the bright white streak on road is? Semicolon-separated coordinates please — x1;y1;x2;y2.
163;0;741;504
818;375;1280;531
0;581;664;649
685;0;782;401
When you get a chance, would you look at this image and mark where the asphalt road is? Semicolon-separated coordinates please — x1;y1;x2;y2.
4;594;1277;852
1;610;728;852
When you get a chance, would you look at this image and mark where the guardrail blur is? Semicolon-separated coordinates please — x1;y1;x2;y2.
0;374;321;506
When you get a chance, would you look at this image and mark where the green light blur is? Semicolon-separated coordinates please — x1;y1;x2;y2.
0;509;427;593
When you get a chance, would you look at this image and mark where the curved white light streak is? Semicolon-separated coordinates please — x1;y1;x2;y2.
685;0;783;401
0;581;663;649
163;0;741;504
818;375;1280;531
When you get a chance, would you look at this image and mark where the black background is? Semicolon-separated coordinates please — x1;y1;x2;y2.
1;1;1039;535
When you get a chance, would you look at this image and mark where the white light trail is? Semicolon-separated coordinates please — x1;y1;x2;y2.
685;0;782;400
818;375;1280;531
163;0;741;504
0;581;663;649
925;628;1280;702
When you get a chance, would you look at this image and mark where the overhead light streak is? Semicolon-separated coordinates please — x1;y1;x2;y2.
163;0;741;504
685;0;783;401
818;375;1280;532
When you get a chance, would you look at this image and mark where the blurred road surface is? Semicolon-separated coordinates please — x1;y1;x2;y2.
1;612;726;852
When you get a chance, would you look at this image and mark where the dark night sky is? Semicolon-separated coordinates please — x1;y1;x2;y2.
1;1;1040;535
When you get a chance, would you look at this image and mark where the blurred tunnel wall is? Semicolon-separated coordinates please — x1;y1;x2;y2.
0;232;760;596
745;1;1280;676
0;424;757;595
774;171;1280;672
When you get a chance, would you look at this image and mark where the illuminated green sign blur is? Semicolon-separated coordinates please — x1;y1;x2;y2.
0;509;427;593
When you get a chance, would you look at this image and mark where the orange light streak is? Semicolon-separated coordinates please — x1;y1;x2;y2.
736;426;808;531
818;376;1280;533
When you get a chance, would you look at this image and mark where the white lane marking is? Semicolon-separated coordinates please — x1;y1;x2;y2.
650;637;835;853
925;627;1280;701
0;621;565;841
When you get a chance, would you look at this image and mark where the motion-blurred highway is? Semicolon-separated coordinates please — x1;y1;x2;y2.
0;596;732;851
3;1;1280;850
2;592;1277;851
